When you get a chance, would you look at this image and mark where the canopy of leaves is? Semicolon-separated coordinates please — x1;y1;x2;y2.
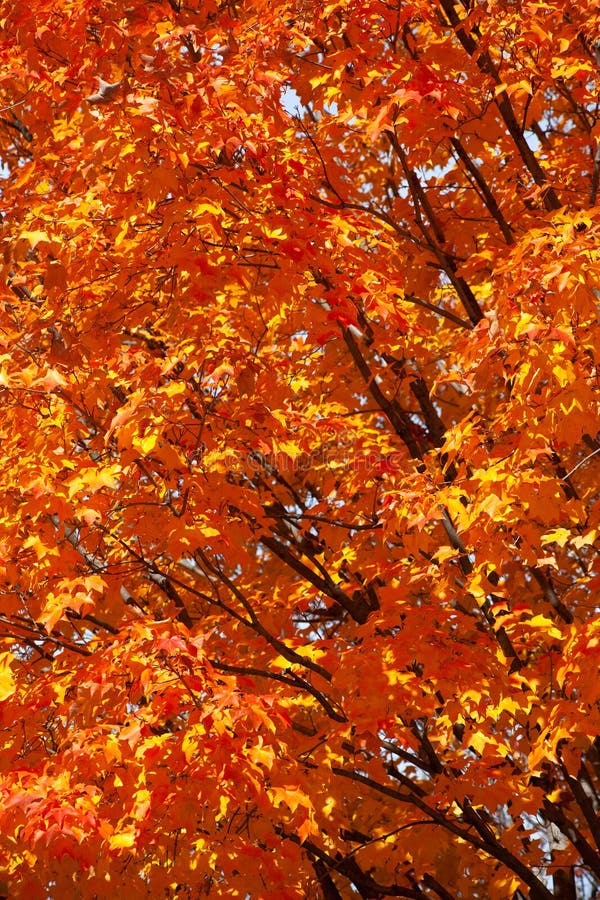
1;0;600;897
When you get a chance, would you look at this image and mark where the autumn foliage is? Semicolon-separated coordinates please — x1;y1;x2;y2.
1;0;600;896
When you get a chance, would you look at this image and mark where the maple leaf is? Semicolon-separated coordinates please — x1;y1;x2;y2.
0;0;600;897
0;654;15;702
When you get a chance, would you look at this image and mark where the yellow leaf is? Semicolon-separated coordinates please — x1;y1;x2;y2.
23;534;50;561
248;738;276;770
0;653;15;702
477;491;505;517
182;723;206;763
67;466;120;499
132;789;151;820
526;614;563;641
269;785;312;814
21;230;51;248
469;731;489;755
541;528;570;548
572;530;596;549
263;226;286;239
37;594;69;632
109;831;136;850
216;794;230;822
195;201;222;216
135;432;158;455
114;220;129;247
81;574;107;593
275;439;303;461
552;363;573;388
294;644;326;662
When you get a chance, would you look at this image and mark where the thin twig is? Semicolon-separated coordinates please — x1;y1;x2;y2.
564;446;600;479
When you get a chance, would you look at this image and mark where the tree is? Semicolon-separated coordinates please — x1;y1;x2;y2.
0;0;599;896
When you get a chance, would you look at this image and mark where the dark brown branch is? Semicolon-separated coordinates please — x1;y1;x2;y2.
0;613;92;657
400;292;472;329
591;144;600;206
277;828;421;898
437;0;561;212
341;326;424;460
66;610;119;635
422;873;457;900
449;137;515;244
209;659;347;722
271;511;381;532
558;760;600;854
152;573;193;629
380;739;436;775
543;798;600;879
193;546;335;681
311;857;345;900
441;510;522;668
388;134;484;325
529;568;573;624
260;533;372;623
410;720;444;774
331;767;554;900
409;377;447;448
